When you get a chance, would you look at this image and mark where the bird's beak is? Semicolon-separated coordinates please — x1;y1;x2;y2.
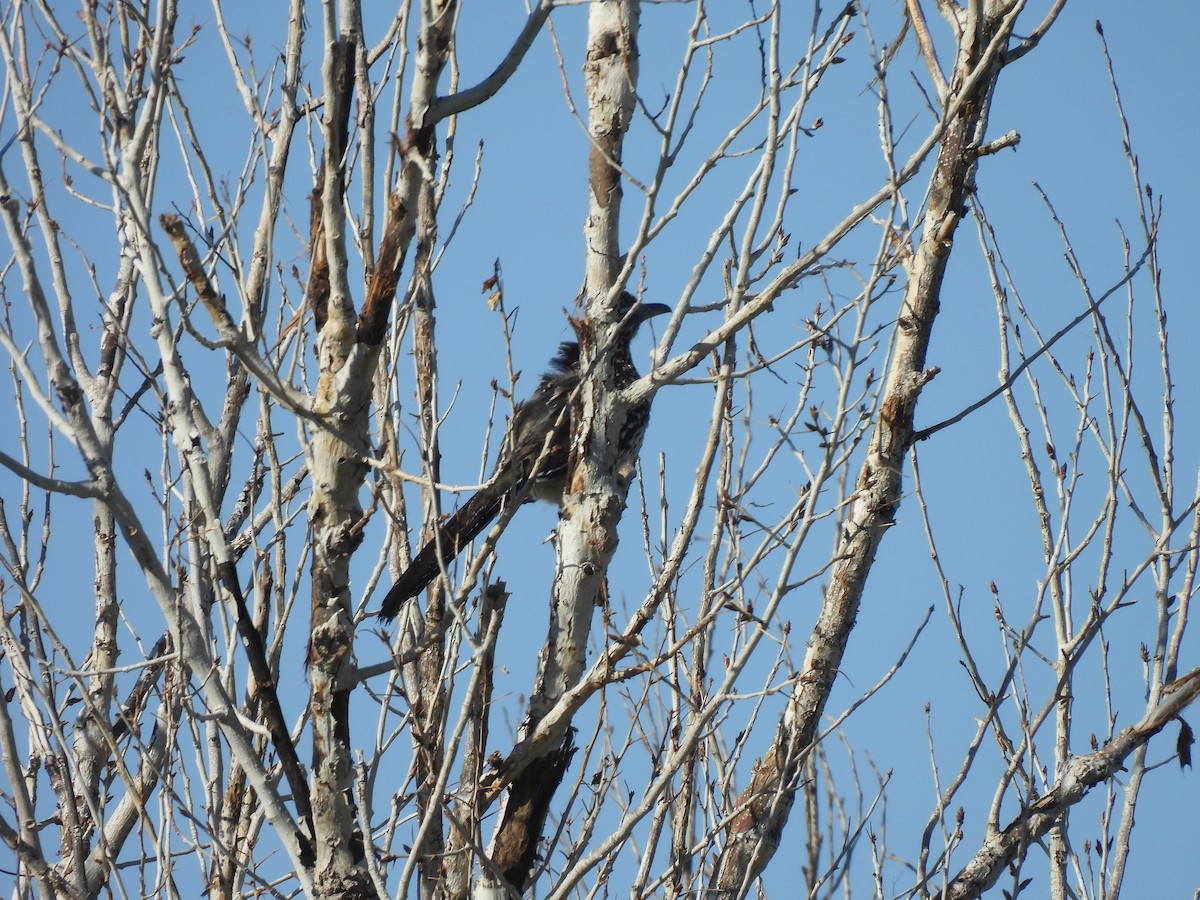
635;302;671;322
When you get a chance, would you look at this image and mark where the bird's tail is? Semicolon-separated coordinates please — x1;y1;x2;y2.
377;484;505;620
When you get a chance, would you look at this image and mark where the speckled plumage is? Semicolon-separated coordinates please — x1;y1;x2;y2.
378;295;667;620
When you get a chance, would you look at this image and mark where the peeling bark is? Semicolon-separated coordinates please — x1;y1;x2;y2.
483;3;641;894
709;3;1021;894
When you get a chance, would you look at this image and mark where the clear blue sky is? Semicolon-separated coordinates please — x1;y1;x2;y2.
420;3;1200;894
2;1;1196;895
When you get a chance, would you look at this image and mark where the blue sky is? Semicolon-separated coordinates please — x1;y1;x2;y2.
1;1;1197;896
397;2;1200;894
381;2;1200;893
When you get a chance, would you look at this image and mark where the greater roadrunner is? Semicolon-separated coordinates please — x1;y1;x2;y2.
378;294;669;620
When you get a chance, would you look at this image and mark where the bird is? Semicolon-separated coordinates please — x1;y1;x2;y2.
378;293;669;620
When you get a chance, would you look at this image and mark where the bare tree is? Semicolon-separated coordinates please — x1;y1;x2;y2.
0;1;1194;898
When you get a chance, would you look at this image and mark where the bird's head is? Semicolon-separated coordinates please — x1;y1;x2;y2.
614;291;671;334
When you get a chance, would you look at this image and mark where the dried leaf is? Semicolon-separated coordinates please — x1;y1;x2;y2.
1177;717;1193;769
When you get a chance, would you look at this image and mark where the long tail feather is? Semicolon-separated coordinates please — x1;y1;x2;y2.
377;484;505;620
